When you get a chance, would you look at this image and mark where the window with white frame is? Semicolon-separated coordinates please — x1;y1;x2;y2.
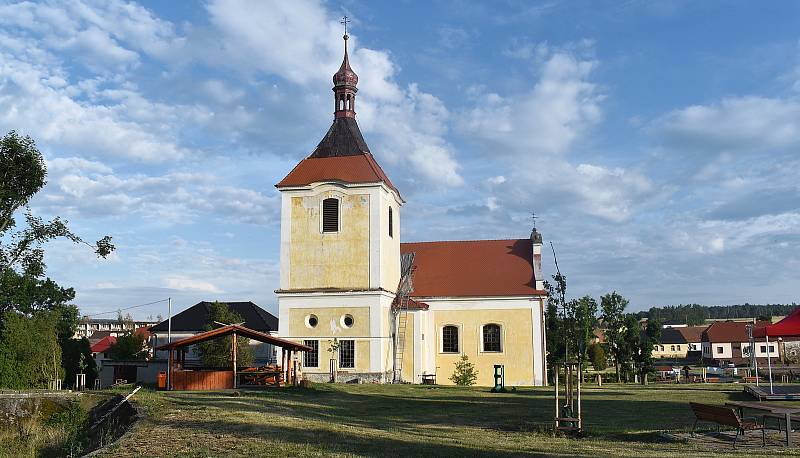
716;346;724;354
482;324;502;352
303;340;319;368
388;207;393;238
339;340;355;368
442;325;459;353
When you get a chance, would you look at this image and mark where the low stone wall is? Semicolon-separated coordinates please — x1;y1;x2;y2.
0;391;76;427
303;371;392;384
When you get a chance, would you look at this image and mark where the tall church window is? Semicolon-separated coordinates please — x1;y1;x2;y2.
388;207;393;238
442;325;459;353
482;324;502;352
339;340;355;368
303;340;319;368
322;198;339;233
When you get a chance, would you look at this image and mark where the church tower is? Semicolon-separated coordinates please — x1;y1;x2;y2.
275;25;402;382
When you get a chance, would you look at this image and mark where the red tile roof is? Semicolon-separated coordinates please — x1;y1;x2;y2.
702;321;770;343
275;153;401;198
676;326;706;343
401;239;545;298
90;335;117;353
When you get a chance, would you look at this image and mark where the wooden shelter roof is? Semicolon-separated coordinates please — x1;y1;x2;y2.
156;324;312;352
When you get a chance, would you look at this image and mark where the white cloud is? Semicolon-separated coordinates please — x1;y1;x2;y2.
37;157;279;225
165;276;222;293
205;0;463;187
655;96;800;153
462;48;602;157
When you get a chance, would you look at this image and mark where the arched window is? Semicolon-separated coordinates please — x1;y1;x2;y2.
442;325;459;353
346;94;351;110
338;96;344;110
322;198;339;233
388;207;393;238
482;324;502;352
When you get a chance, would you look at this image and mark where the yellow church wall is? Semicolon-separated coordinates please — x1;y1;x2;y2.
433;309;534;386
400;313;414;382
288;192;370;290
288;306;372;374
379;191;401;291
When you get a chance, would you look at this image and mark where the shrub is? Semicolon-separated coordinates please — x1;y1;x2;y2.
589;343;607;371
450;355;478;386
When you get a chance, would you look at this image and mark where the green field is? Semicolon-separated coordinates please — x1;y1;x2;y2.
97;383;800;457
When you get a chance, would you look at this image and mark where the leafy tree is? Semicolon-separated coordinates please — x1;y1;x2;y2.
601;291;629;382
109;332;149;361
61;338;96;388
0;131;114;386
564;295;598;363
0;311;62;388
195;301;253;368
544;273;567;371
588;343;607;371
450;355;478;386
633;319;661;384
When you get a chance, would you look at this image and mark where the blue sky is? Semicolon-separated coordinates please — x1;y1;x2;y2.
1;0;799;319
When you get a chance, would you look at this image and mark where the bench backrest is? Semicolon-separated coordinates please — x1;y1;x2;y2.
689;402;741;428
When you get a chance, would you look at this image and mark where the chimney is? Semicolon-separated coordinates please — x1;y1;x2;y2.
531;227;544;290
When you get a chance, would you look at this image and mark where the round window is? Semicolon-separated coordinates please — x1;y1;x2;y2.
305;314;318;328
342;314;354;328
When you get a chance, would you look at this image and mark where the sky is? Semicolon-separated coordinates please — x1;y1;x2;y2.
1;0;799;319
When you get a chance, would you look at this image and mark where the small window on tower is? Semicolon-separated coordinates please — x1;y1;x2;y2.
322;198;339;233
388;207;393;238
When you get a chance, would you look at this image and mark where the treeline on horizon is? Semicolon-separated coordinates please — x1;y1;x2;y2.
636;303;799;326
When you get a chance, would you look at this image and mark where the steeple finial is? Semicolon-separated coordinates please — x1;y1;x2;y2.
333;16;358;118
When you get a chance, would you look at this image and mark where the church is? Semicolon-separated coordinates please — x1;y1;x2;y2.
276;31;547;386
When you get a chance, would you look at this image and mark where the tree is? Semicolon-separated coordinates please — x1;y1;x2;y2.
0;131;114;385
0;311;62;388
564;295;598;363
633;319;661;384
544;273;567;372
109;332;149;361
450;355;478;386
195;301;253;368
600;291;629;382
588;343;607;371
61;337;97;387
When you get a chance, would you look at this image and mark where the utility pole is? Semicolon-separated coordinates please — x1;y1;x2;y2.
167;297;172;344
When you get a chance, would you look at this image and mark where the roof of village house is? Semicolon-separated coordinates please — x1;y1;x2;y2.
89;330;113;341
400;239;545;298
676;325;706;343
149;301;278;333
659;327;689;344
702;321;770;342
90;335;117;353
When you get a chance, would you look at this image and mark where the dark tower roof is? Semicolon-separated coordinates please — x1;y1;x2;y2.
310;117;370;157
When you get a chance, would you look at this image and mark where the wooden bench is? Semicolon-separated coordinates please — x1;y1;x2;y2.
689;402;766;448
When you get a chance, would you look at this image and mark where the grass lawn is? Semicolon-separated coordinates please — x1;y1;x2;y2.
98;383;800;457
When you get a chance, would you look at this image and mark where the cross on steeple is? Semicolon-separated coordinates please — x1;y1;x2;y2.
340;15;350;38
531;211;538;230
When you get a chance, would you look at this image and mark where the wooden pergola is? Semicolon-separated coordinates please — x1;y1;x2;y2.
156;324;312;390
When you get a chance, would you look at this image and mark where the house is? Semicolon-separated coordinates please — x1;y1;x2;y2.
653;325;706;359
74;317;158;339
701;321;777;365
275;33;547;386
149;301;279;365
90;335;117;367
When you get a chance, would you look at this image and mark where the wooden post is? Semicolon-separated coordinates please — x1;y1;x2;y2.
232;332;238;389
554;367;559;429
168;349;173;390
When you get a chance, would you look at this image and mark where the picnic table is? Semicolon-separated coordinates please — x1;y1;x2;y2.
726;401;800;447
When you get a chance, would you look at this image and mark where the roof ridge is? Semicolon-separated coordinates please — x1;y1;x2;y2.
402;238;528;245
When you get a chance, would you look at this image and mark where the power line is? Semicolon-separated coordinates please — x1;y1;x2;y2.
84;298;169;318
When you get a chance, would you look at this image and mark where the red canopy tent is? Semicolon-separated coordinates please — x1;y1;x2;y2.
751;307;800;395
754;307;800;337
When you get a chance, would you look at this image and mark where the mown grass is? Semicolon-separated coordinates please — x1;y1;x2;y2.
98;383;800;457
